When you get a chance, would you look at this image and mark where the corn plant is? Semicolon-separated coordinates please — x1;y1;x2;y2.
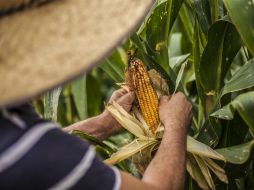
37;0;254;189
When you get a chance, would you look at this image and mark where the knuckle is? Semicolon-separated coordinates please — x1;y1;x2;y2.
130;91;135;98
117;88;126;94
159;96;168;103
176;92;184;97
160;95;168;99
113;91;119;96
174;92;186;100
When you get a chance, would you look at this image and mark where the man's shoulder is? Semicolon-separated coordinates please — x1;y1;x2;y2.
0;104;119;190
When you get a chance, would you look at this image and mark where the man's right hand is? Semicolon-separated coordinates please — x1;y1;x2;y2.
120;92;193;190
159;92;192;133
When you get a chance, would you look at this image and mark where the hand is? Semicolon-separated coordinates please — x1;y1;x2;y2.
102;88;135;132
107;88;135;111
159;92;192;133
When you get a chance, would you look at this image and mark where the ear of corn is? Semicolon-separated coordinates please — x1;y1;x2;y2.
126;57;159;134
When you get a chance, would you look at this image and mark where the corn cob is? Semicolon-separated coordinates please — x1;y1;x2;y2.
126;57;160;134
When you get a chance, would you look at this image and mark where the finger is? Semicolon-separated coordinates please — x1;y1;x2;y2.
117;92;135;111
159;95;170;105
117;91;135;104
114;88;128;97
160;95;170;100
169;93;187;104
121;85;130;93
109;88;128;102
167;94;171;100
174;92;186;100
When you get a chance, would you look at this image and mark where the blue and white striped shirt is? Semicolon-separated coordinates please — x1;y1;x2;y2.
0;104;121;190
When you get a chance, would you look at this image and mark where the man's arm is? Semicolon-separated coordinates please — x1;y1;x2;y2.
63;88;135;140
120;93;192;190
64;91;192;189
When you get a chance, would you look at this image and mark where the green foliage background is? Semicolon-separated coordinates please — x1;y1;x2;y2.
34;0;254;189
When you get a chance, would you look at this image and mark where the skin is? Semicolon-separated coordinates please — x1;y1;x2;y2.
64;88;135;140
64;90;192;190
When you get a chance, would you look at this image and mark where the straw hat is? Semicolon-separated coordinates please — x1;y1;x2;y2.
0;0;154;107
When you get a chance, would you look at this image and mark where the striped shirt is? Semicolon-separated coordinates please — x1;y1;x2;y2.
0;104;121;190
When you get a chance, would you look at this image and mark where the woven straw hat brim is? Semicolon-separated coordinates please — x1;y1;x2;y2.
0;0;154;108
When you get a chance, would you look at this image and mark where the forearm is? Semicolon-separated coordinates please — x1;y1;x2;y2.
63;112;117;141
63;89;134;141
142;127;187;190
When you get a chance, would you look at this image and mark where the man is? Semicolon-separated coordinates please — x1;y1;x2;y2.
0;0;192;189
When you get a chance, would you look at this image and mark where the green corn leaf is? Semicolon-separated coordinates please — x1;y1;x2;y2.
99;48;126;82
169;53;190;72
211;91;254;132
216;140;254;164
210;104;234;120
146;0;184;50
173;62;187;94
179;3;193;42
223;0;254;56
144;0;184;72
44;87;62;121
222;59;254;96
168;33;182;57
71;75;87;120
193;20;206;107
187;0;212;35
187;136;225;161
72;130;115;153
199;20;241;94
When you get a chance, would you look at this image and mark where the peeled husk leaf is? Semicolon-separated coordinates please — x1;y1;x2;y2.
187;154;228;190
194;155;216;190
187;136;225;161
106;101;147;139
132;143;158;174
204;157;228;184
148;69;169;95
187;154;210;190
105;139;158;164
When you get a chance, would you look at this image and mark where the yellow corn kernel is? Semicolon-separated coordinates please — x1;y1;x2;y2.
126;57;159;134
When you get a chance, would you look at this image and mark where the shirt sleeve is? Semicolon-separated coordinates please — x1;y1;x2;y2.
0;123;120;190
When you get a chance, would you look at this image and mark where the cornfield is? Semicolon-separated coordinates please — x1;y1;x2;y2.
34;0;254;189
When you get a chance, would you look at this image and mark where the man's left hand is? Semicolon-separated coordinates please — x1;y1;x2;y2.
101;88;135;133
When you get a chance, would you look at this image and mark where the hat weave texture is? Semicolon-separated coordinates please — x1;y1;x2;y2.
0;0;154;107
